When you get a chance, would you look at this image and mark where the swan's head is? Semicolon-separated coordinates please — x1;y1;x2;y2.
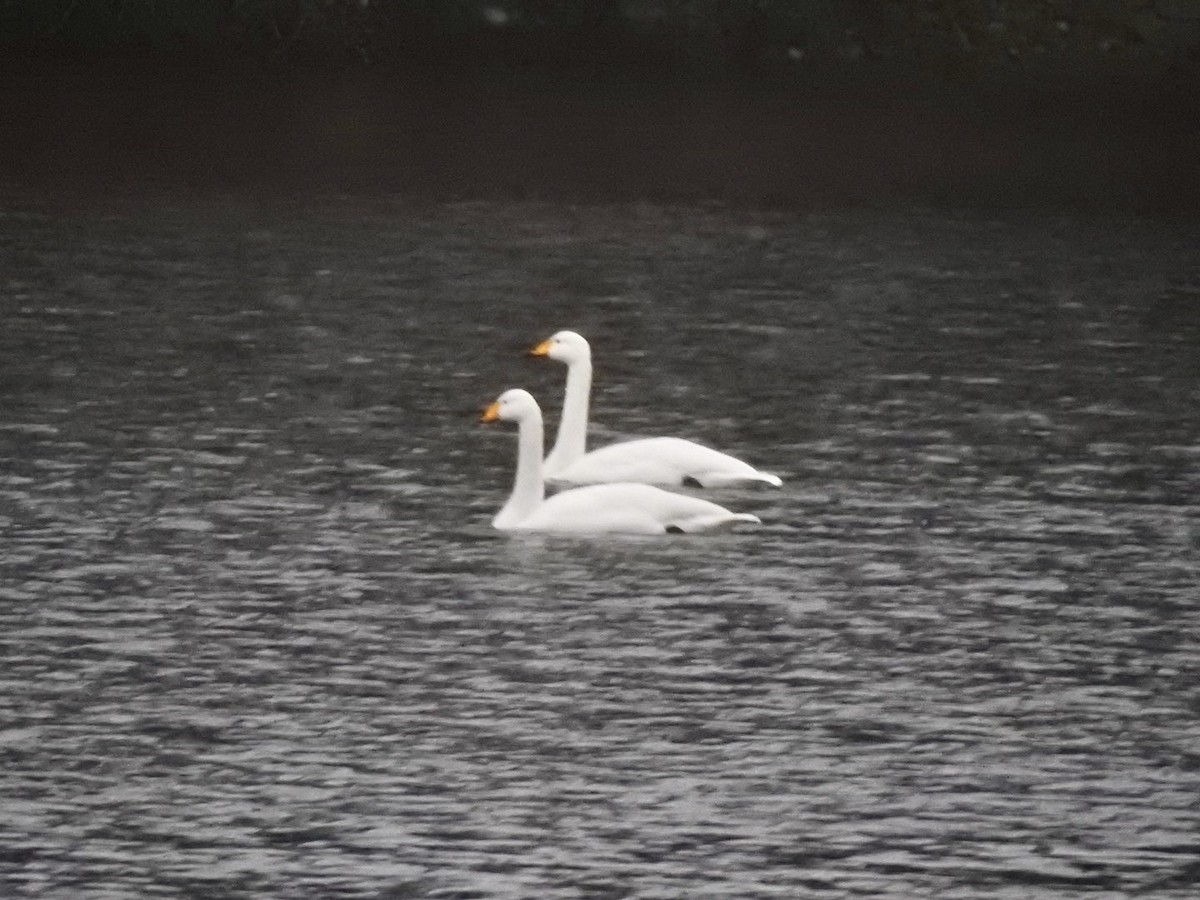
529;330;591;365
481;388;541;424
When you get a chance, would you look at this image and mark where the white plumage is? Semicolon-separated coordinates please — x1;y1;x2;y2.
529;331;782;488
482;389;761;535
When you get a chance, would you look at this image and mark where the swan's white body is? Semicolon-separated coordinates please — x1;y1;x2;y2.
482;390;761;535
530;331;783;488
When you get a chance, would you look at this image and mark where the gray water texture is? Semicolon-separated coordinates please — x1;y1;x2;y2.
1;200;1198;899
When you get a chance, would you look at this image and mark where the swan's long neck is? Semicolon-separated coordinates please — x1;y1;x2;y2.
545;356;591;473
495;409;546;527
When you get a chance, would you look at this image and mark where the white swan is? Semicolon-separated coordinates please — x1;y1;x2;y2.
481;389;762;534
529;331;783;488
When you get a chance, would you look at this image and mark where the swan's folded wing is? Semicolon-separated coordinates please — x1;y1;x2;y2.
512;483;759;535
521;485;669;534
553;437;781;487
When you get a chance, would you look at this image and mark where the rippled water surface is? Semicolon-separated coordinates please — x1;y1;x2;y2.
2;200;1198;898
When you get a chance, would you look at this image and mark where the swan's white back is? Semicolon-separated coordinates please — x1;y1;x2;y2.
551;436;783;488
513;483;760;534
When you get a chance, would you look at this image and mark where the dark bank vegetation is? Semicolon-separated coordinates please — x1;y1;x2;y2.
1;3;1198;212
2;1;1198;81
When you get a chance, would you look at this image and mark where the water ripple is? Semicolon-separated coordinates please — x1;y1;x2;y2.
2;203;1198;898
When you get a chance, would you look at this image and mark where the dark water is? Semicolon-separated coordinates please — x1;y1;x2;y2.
1;200;1198;898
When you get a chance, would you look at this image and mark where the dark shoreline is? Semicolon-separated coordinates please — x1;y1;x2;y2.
2;54;1198;214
